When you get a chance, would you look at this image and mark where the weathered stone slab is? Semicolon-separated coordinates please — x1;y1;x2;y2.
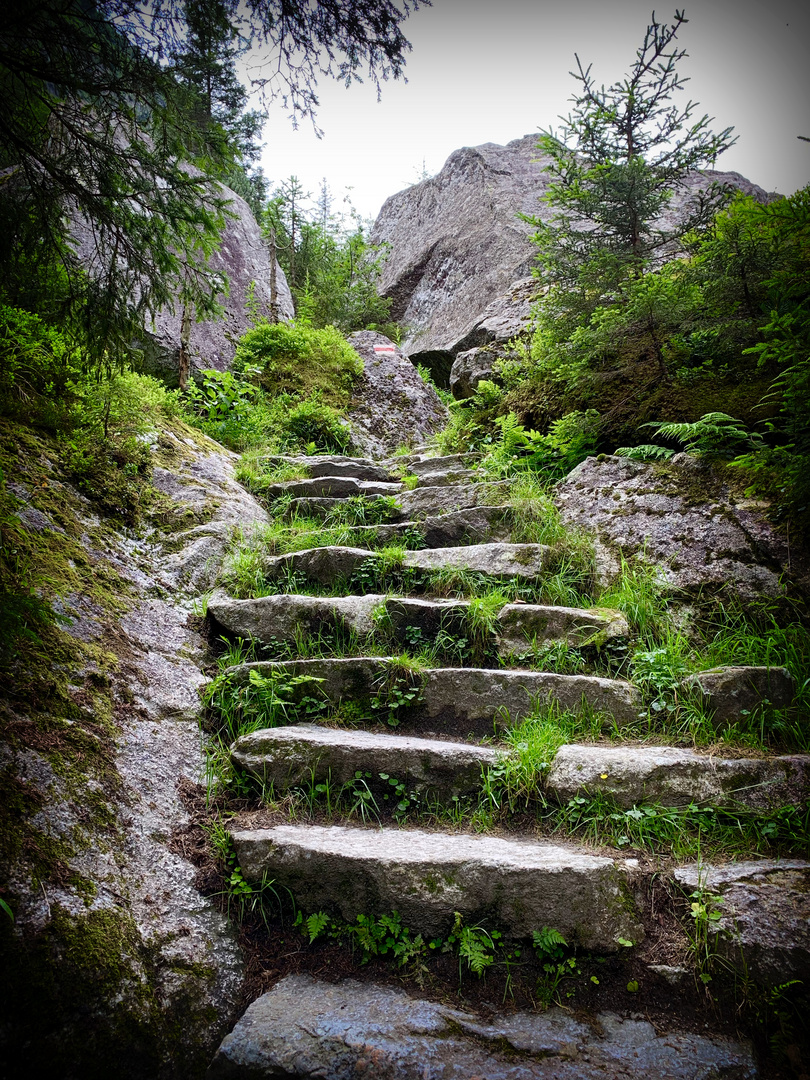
681;666;796;725
547;745;810;811
382;596;470;639
262;476;402;501
231;824;643;949
207;974;758;1080
261;454;396;483
262;542;551;588
395;481;511;520
674;860;810;985
352;506;512;548
420;668;642;731
497;604;629;654
346;331;448;457
228;661;643;732
408;453;482;474
231;724;498;796
282;496;390;522
263;545;377;586
208;591;386;643
404;542;550;579
406;467;478;487
227;657;389;703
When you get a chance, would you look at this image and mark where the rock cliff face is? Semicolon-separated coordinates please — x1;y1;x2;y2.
370;133;774;383
145;186;294;380
74;184;294;382
0;418;265;1077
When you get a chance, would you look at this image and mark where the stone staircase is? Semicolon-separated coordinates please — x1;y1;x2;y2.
206;451;810;1077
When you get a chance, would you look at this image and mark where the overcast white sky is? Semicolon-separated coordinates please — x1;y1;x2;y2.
251;0;810;224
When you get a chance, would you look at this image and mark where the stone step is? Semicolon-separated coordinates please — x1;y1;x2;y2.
351;505;512;547
230;823;644;950
404;467;479;487
210;591;628;658
283;483;512;524
382;451;482;471
674;859;810;985
227;658;643;732
208;590;387;642
282;495;388;522
208;974;758;1080
394;480;511;520
262;476;402;501
261;454;396;483
546;744;810;811
496;604;629;652
230;723;499;797
261;542;552;587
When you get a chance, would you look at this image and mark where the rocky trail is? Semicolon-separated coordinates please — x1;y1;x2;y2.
2;375;809;1080
200;449;809;1078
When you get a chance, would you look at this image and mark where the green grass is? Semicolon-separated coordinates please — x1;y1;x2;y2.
545;793;810;861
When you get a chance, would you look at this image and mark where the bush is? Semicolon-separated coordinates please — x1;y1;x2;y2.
282;398;351;452
234;321;362;411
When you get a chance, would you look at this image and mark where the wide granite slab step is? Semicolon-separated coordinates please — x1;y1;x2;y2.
211;592;629;658
496;604;629;653
261;542;552;587
351;505;512;547
262;476;402;501
283;485;513;524
382;451;482;472
208;590;387;642
230;723;498;796
230;823;644;949
393;481;511;520
207;974;758;1080
261;454;396;483
226;658;643;732
546;744;810;811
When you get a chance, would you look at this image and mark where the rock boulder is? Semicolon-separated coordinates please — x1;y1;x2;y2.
345;331;448;455
371;134;774;377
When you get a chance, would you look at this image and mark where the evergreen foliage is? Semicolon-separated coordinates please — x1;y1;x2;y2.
524;9;736;298
264;177;392;331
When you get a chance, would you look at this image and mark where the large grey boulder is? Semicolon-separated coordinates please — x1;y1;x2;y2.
371;133;773;374
547;745;810;811
674;860;810;985
555;454;800;601
231;824;643;949
207;975;758;1080
345;331;448;456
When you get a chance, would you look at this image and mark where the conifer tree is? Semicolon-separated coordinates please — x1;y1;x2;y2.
526;10;736;297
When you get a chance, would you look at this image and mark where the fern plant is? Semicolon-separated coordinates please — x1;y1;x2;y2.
615;412;763;460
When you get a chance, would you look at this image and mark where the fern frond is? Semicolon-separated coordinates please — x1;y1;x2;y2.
614;444;674;460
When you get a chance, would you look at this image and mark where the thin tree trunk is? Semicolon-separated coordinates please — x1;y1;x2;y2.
179;302;192;390
268;227;278;322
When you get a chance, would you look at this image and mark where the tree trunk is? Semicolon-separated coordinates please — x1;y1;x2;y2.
178;303;192;390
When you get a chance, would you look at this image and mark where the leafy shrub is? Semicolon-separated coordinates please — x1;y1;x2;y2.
282;398;351;452
234;320;362;411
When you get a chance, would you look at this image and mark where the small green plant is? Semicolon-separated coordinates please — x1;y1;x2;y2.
533;926;580;1007
686;872;725;987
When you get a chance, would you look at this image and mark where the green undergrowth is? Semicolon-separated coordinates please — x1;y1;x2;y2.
176;321;361;454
